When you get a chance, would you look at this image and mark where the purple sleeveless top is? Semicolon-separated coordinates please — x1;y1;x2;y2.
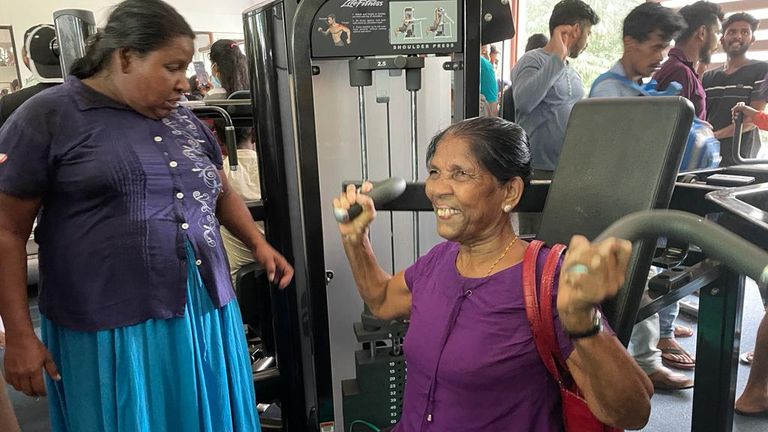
395;241;574;432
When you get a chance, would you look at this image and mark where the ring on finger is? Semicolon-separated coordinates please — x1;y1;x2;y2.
566;263;589;274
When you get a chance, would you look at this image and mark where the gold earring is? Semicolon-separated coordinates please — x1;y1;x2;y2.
503;204;513;213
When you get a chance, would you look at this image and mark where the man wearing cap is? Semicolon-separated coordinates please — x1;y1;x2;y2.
0;25;63;129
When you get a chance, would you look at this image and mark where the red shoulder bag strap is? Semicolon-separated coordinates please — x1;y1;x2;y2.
540;243;569;371
522;240;561;382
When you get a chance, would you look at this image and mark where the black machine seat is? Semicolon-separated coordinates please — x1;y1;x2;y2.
537;97;694;344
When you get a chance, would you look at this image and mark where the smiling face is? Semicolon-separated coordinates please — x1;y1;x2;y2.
113;35;194;119
425;135;515;244
721;20;754;57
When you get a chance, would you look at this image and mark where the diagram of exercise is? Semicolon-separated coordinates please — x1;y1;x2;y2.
428;7;454;38
389;2;458;45
393;7;425;40
317;14;351;46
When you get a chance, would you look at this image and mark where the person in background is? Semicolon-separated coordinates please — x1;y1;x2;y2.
590;2;693;391
480;47;499;116
652;0;724;372
502;34;549;123
732;96;768;417
703;12;767;165
0;25;63;129
9;80;20;93
0;1;292;431
654;0;723;120
489;45;511;103
185;74;209;101
525;33;550;53
213;121;263;281
489;45;500;68
206;39;248;100
510;0;600;179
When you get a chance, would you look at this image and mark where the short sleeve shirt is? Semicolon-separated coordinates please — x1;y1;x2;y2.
480;57;499;103
394;241;574;431
703;61;768;164
0;77;235;331
654;48;707;119
590;62;645;98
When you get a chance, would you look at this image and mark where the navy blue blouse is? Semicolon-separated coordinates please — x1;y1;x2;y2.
0;77;236;331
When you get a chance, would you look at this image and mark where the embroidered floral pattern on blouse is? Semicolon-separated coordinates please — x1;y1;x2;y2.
163;110;222;248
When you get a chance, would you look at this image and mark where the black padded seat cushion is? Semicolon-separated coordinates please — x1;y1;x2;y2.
537;96;694;344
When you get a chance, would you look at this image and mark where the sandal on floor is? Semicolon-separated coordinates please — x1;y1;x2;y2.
740;351;754;366
660;346;696;370
674;325;694;338
648;368;694;391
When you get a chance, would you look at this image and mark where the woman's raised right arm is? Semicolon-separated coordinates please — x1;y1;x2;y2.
0;193;60;397
334;183;411;320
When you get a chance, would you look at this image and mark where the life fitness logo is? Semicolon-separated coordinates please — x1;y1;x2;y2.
0;153;7;164
341;0;384;7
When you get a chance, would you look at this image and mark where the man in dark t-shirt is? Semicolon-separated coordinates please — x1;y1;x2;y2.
703;12;768;165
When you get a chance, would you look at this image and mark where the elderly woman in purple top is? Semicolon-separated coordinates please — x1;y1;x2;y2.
0;0;292;431
333;117;653;431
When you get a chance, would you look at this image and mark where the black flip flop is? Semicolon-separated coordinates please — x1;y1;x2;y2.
660;347;696;370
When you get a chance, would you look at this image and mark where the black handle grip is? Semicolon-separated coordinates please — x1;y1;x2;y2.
334;177;407;223
225;126;238;171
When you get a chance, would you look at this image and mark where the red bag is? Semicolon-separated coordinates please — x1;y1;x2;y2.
522;240;622;432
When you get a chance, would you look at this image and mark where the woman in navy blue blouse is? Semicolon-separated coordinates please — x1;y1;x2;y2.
0;1;292;430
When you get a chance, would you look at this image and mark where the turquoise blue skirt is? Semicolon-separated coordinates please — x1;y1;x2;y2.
42;242;260;432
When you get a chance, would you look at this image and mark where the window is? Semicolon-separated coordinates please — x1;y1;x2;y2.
516;0;643;89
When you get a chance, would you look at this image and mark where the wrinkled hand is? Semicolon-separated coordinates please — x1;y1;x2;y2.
557;236;632;320
732;102;759;123
545;24;573;59
253;243;294;289
4;334;60;397
333;182;376;243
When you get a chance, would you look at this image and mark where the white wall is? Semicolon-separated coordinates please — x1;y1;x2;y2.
3;0;254;81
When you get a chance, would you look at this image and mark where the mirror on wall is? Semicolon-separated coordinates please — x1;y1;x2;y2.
0;26;22;97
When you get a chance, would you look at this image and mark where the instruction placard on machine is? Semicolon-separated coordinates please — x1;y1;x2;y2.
312;0;462;58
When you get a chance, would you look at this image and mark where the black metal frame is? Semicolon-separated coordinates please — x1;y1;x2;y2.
691;266;745;432
287;0;479;428
462;0;481;118
243;2;333;430
730;114;768;164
